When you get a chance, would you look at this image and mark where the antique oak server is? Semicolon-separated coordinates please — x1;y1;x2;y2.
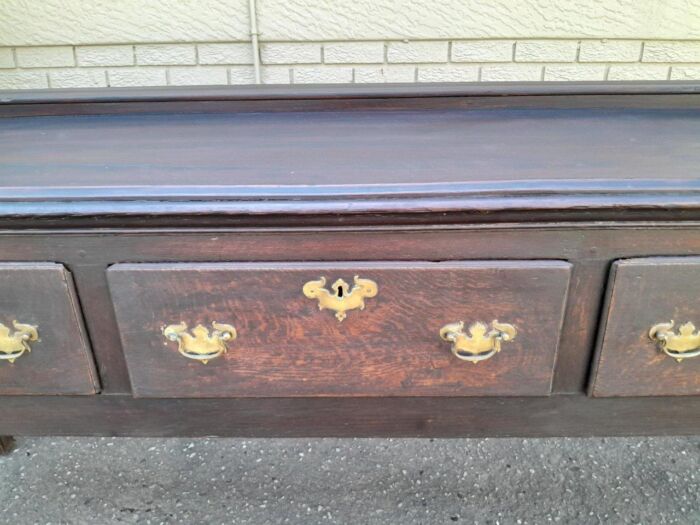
0;81;699;447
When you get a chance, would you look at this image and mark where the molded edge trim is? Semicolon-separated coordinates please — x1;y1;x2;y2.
2;81;700;105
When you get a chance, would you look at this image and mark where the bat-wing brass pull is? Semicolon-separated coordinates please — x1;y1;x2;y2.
649;321;700;362
0;321;39;364
303;275;378;322
440;320;517;363
162;322;237;364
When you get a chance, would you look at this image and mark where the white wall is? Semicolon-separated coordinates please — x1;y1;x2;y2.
0;0;698;89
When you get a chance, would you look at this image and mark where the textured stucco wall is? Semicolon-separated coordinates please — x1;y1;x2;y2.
258;0;700;41
0;1;250;45
2;0;699;45
0;0;699;89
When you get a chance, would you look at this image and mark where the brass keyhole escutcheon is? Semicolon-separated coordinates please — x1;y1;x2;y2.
303;275;378;322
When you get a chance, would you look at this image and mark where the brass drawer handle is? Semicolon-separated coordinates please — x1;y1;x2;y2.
162;322;237;364
649;321;700;362
440;320;517;363
0;321;39;364
303;275;378;322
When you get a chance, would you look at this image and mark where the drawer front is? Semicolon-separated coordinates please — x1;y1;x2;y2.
592;257;700;397
0;263;98;395
108;261;571;398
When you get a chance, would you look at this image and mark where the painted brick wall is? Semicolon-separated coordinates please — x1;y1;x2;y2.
0;1;699;89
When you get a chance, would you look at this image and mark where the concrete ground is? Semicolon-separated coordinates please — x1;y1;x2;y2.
0;436;698;524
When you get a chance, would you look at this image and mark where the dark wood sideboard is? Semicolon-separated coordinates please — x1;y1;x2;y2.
0;81;699;444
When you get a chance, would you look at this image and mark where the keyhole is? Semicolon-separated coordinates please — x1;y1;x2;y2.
337;286;344;298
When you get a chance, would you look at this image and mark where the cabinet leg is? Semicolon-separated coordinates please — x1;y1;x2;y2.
0;436;15;455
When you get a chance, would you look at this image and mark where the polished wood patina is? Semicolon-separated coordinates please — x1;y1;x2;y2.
0;81;698;438
108;261;570;397
591;257;700;397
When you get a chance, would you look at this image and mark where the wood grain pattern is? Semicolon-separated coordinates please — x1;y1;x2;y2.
0;83;699;437
4;193;700;230
1;82;699;119
2;108;700;189
1;395;699;438
0;263;99;395
1;85;700;228
0;224;698;395
591;257;700;397
108;261;570;397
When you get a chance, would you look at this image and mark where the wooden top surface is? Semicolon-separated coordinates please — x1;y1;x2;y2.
2;107;700;192
0;82;699;225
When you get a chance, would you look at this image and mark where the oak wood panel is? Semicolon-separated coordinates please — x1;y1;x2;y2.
0;84;697;438
4;194;700;230
2;82;699;119
0;263;98;395
1;395;699;438
2;85;700;228
2;108;700;189
0;224;698;395
591;257;700;397
108;261;570;397
68;265;124;393
3;95;700;121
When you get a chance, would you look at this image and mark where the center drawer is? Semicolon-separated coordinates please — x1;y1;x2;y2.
107;261;571;398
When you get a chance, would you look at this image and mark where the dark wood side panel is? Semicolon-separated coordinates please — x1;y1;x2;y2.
0;395;699;438
0;263;99;395
108;261;570;398
591;257;700;397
